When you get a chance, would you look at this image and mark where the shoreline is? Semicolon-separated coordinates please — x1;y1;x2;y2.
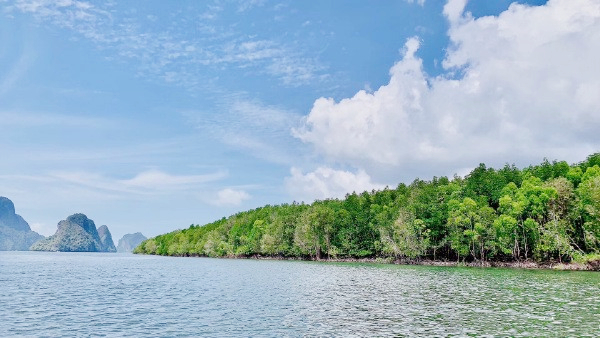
251;256;598;271
150;253;600;271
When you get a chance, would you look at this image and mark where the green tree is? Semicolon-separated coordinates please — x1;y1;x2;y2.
203;229;229;257
448;198;496;261
294;204;335;259
577;166;600;251
380;208;429;259
493;214;518;257
135;153;600;265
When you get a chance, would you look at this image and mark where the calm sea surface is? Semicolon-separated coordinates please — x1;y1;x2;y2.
1;251;599;337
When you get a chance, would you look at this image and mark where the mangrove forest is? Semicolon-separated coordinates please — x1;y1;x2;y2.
135;154;600;266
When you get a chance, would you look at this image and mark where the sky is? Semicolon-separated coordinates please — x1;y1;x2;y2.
1;0;599;241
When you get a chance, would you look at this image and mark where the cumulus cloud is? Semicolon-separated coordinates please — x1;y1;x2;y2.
294;37;429;168
294;0;600;191
211;188;251;206
285;167;385;202
443;0;468;24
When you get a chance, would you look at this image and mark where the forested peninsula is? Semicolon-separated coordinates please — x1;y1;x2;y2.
135;154;600;270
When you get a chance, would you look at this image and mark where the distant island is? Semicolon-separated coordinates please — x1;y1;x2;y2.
0;198;143;253
0;197;44;251
117;232;147;253
31;213;116;252
135;153;600;270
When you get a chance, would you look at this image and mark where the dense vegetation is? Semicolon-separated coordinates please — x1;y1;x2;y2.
135;154;600;264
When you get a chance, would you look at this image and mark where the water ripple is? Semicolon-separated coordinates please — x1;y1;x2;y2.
1;252;599;337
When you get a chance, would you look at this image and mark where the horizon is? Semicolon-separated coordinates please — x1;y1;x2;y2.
3;151;597;242
2;0;599;241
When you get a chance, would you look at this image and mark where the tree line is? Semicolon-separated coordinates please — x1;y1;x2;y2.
135;154;600;264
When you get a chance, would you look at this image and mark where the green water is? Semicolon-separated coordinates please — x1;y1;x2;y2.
1;252;599;336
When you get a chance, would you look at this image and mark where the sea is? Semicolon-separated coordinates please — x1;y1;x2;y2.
1;251;599;337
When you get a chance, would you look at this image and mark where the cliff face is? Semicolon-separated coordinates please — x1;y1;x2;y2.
0;226;45;251
0;197;30;232
30;214;116;252
117;232;147;253
97;225;117;252
0;197;44;250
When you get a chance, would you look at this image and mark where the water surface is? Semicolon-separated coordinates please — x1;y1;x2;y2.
1;252;598;336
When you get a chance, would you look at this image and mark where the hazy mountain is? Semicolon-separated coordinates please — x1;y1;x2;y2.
117;232;147;253
0;197;44;250
98;225;117;252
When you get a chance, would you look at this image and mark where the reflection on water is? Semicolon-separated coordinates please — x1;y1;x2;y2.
1;252;599;337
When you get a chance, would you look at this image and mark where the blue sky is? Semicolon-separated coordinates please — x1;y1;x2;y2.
1;0;599;241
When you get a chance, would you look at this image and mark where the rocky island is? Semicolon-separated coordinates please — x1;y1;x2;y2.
117;232;147;253
0;197;44;250
30;213;116;252
98;225;117;252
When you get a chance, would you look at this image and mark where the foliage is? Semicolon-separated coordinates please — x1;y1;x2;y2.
135;154;600;263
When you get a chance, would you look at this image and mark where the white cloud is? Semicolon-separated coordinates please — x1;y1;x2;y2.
267;55;326;86
294;37;430;167
406;0;426;6
237;0;266;13
12;0;111;32
41;169;227;196
285;167;385;202
122;170;227;190
211;188;251;206
0;111;116;128
5;0;326;88
0;46;34;98
228;99;300;132
185;97;305;165
295;0;600;185
443;0;467;24
0;169;231;240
